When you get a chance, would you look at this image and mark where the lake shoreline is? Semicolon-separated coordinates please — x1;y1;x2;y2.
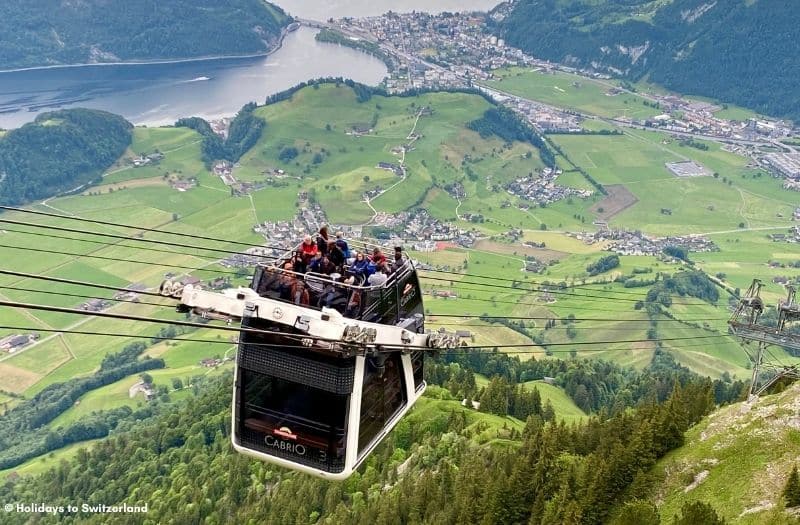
0;25;298;75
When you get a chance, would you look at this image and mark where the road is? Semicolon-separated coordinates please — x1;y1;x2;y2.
358;107;424;226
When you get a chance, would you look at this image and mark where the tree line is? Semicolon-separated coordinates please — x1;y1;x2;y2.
0;368;738;524
176;102;265;167
0;0;289;69
467;106;556;168
0;342;164;470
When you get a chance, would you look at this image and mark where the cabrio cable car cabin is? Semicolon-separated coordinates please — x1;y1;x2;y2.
163;242;456;480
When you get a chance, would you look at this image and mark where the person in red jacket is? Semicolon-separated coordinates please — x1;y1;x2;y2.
299;235;318;262
370;247;387;267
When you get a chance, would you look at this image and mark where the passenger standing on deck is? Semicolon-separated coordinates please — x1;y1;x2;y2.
290;280;310;306
391;247;405;273
317;225;330;255
335;232;350;258
351;252;370;277
368;267;389;286
308;251;324;273
278;262;295;300
292;251;307;273
328;241;346;269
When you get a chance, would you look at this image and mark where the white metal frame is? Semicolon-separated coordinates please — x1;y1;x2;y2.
173;284;457;351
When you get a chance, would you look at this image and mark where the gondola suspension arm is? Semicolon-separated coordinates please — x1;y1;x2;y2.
163;283;459;352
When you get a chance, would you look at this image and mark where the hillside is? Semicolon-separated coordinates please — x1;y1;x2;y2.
0;109;132;205
652;383;800;524
0;0;290;70
494;0;800;121
0;371;727;524
0;82;793;502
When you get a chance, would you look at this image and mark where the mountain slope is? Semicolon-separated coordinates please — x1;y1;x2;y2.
494;0;800;120
653;383;800;524
0;0;290;70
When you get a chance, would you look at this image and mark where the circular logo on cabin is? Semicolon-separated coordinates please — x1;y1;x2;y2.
273;307;284;319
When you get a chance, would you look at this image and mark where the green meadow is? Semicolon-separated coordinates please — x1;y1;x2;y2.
0;82;794;411
485;67;661;120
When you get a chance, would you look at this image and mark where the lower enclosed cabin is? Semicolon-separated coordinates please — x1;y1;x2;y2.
233;323;425;478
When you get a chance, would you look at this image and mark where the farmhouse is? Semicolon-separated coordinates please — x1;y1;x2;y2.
128;381;156;401
80;299;110;312
376;162;405;176
0;333;37;353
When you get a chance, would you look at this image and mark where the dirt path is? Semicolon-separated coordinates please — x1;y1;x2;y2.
359;108;425;226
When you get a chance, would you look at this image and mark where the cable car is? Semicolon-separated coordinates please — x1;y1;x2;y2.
164;243;451;479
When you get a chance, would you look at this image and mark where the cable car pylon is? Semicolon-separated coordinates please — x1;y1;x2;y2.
729;280;800;398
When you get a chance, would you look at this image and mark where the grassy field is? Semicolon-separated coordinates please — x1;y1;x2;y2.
549;127;794;235
0;439;104;480
411;394;525;441
522;381;587;423
0;82;794;443
473;374;587;423
654;384;800;524
486;67;661;120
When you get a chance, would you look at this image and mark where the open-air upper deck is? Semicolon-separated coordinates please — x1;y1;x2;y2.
250;239;421;324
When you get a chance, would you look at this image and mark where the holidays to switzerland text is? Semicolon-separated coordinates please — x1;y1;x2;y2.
5;502;148;514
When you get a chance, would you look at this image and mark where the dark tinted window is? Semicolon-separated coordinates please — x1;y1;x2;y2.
243;370;347;428
358;353;407;455
411;351;424;391
398;273;423;320
240;369;348;471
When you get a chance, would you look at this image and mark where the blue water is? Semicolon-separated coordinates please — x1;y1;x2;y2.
0;0;500;129
0;27;387;129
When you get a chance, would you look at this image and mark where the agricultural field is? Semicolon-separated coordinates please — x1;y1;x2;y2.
486;67;661;120
549;127;795;235
0;82;795;413
0;439;104;480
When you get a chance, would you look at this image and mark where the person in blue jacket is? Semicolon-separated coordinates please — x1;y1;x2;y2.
351;251;371;277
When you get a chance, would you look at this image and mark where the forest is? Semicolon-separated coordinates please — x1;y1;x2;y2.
495;0;800;120
176;102;265;167
0;348;741;524
467;106;556;167
0;342;165;470
0;109;132;206
0;0;289;69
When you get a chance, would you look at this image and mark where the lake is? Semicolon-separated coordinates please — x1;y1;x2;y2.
0;0;499;129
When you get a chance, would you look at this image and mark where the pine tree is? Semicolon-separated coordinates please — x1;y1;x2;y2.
784;465;800;507
610;499;660;525
672;501;726;525
542;399;555;422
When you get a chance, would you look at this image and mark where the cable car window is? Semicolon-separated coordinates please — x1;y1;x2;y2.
398;273;423;320
411;351;424;391
358;353;407;455
240;369;348;471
